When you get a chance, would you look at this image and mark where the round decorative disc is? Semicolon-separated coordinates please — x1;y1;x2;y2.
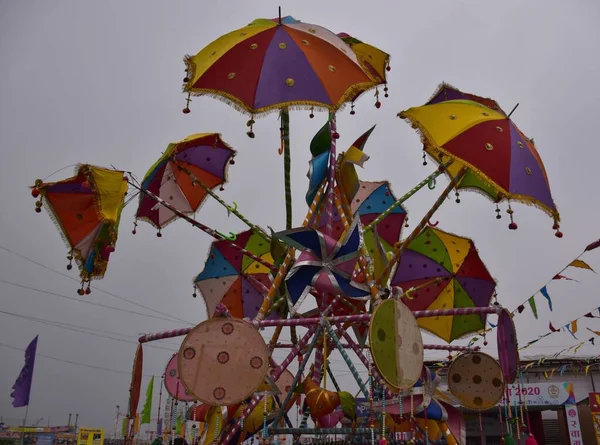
370;299;424;390
178;318;269;405
164;353;195;402
497;308;519;384
448;352;505;410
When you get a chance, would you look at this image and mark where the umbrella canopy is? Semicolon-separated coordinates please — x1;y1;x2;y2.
399;93;560;231
391;226;496;342
183;16;381;115
194;229;281;320
31;164;128;290
337;32;390;104
136;133;236;230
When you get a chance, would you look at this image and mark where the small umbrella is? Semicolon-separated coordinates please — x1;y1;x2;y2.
135;133;236;232
194;229;281;320
391;226;496;342
31;164;128;293
399;88;561;234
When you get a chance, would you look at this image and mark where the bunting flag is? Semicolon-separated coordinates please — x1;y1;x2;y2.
560;365;567;376
553;274;577;281
157;418;162;436
134;413;140;434
565;324;577;339
528;297;538;319
571;320;579;334
141;376;154;425
569;259;595;272
539;286;552;311
549;322;559;332
122;418;129;438
10;335;38;408
586;239;600;252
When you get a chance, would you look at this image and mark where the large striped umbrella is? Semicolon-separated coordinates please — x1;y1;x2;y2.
182;14;387;232
391;226;496;342
182;16;383;116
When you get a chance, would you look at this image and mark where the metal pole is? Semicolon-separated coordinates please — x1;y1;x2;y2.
20;405;29;445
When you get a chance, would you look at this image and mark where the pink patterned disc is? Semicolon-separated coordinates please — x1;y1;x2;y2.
164;353;195;401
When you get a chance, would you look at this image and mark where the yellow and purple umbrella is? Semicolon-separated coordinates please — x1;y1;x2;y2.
399;85;561;234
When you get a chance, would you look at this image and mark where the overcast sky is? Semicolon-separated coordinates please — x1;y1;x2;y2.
1;0;600;434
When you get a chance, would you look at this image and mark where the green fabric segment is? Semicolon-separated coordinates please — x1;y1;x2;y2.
450;280;484;341
371;301;398;385
141;376;154;424
241;230;270;271
310;121;331;157
409;228;452;273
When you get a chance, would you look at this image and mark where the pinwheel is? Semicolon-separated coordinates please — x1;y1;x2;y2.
275;219;370;312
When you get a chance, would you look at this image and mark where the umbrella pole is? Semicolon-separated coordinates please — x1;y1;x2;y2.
377;168;467;286
254;180;327;322
131;183;275;271
174;162;270;241
280;108;292;230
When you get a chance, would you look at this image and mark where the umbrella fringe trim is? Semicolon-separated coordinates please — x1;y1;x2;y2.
398;112;561;223
183;55;383;117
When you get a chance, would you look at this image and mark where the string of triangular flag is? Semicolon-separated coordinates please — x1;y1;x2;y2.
465;238;600;349
520;351;600;379
519;305;600;351
512;243;597;318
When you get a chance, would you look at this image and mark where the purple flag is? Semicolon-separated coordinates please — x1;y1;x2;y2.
10;335;38;407
156;418;162;435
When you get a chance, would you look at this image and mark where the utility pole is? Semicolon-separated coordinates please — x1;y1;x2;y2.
74;414;79;432
68;414;72;429
114;406;120;439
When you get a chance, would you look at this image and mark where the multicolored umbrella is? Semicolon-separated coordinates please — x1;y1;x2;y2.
183;16;381;115
399;89;560;233
391;226;496;342
31;164;128;293
194;229;281;320
135;133;236;231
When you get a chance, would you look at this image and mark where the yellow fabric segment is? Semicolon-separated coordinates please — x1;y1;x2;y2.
432;228;471;273
90;167;127;222
352;42;389;80
188;22;275;82
400;100;505;147
244;253;275;274
372;230;390;281
340;146;369;201
417;282;454;341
